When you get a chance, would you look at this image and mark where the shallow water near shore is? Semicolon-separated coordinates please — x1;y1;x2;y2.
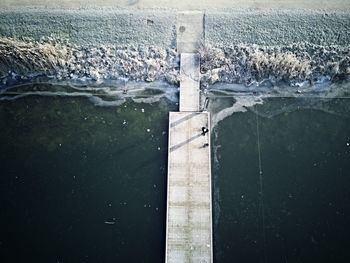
0;83;350;262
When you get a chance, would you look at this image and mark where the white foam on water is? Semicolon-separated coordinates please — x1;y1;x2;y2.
0;79;179;107
211;95;264;128
0;91;94;101
132;96;163;104
88;96;125;107
207;80;350;127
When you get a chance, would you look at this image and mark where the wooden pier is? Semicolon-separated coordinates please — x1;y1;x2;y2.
165;11;213;263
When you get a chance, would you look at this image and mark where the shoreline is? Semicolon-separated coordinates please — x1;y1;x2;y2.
1;6;349;87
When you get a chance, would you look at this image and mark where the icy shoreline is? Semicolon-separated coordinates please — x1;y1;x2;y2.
1;8;350;89
1;37;349;88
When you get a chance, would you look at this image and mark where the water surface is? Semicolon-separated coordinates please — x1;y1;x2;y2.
213;97;350;262
0;92;175;262
1;84;350;263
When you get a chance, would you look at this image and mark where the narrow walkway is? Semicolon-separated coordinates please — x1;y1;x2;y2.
165;11;213;263
180;53;200;112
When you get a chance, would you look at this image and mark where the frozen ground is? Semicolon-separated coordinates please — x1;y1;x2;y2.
0;1;349;87
1;0;349;10
0;9;176;47
205;10;350;47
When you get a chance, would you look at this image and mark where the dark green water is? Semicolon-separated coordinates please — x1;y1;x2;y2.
214;97;350;263
0;95;175;262
1;88;350;262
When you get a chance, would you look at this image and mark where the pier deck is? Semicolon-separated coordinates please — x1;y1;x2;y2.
166;11;212;263
179;53;200;112
176;11;204;53
165;111;212;263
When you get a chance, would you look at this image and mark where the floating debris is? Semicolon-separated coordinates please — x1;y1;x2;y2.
104;221;116;225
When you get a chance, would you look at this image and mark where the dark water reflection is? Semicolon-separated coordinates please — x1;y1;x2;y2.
0;95;175;262
1;91;350;263
214;97;350;263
